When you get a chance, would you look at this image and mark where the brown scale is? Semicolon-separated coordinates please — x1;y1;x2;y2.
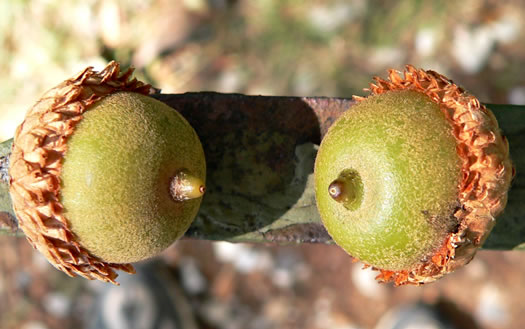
353;65;514;286
9;61;153;284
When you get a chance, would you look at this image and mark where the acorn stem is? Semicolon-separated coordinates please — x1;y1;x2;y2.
328;169;364;211
169;169;206;202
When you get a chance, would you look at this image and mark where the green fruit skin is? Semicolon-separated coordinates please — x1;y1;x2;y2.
314;90;462;271
60;92;206;264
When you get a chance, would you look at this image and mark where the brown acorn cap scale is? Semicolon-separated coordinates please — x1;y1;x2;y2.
353;65;513;285
9;62;154;284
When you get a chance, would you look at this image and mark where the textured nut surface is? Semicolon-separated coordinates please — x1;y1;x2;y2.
319;65;513;285
9;62;153;284
60;92;205;264
315;90;463;272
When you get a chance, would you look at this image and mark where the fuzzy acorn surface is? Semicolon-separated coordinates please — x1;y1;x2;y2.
314;66;513;285
315;90;462;271
8;61;206;284
60;92;206;264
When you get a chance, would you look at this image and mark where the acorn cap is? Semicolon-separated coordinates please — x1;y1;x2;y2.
351;65;514;285
9;61;154;284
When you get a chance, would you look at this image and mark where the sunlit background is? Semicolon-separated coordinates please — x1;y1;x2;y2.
1;1;525;329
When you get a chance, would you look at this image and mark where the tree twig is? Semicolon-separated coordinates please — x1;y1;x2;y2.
1;93;524;249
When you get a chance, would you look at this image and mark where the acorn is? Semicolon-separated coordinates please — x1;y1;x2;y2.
8;62;206;284
314;66;513;285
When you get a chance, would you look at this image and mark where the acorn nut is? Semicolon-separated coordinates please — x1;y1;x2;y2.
314;66;513;285
9;62;206;284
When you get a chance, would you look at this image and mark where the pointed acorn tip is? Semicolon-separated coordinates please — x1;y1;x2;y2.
170;169;206;202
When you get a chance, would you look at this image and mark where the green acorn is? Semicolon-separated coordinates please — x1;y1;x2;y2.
9;62;206;284
314;66;513;285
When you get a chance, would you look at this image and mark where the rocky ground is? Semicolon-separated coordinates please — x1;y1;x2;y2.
2;236;525;329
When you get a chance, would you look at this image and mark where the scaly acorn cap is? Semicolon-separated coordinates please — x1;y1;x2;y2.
315;65;514;285
8;61;180;284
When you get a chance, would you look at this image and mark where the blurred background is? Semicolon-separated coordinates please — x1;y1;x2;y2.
1;0;525;328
